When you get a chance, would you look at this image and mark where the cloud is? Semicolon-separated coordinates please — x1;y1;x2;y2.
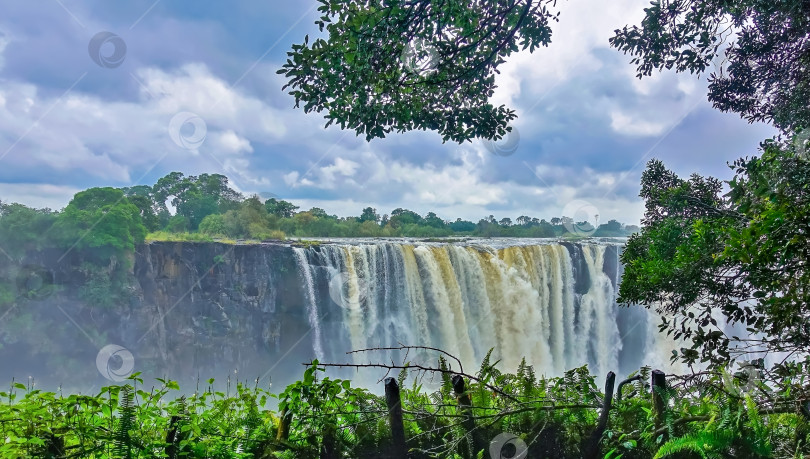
0;64;289;189
0;182;81;210
211;130;253;155
610;110;668;137
0;1;781;226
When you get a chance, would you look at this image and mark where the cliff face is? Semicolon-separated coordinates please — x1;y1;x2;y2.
132;242;310;388
0;242;312;391
1;239;652;393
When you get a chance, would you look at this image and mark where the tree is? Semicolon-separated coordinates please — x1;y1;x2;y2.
610;0;810;134
152;171;185;217
265;198;299;219
594;219;623;236
151;172;242;230
308;207;329;219
423;211;445;228
359;207;380;224
449;218;476;233
126;195;160;232
198;214;227;236
279;0;560;142
499;217;512;227
197;173;243;212
620;144;810;379
389;208;422;227
0;203;57;260
121;185;162;230
55;188;146;259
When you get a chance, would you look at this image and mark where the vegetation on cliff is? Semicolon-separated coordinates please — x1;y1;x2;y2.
0;172;638;255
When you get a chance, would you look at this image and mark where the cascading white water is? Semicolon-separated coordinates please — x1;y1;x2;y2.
294;239;678;378
292;248;325;360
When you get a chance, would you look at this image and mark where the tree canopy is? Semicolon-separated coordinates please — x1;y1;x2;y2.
55;187;147;259
610;0;810;134
278;0;560;142
620;140;810;379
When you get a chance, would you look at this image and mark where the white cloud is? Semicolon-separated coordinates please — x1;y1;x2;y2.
491;0;649;108
211;130;253;155
0;64;289;185
610;110;668;137
276;142;646;224
0;182;80;210
283;171;300;187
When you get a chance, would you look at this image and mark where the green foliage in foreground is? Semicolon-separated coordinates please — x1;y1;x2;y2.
2;357;808;458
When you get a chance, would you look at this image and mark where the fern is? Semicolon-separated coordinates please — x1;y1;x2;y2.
113;385;135;459
240;390;263;453
165;395;187;459
638;366;651;395
478;349;495;380
439;356;453;396
654;430;735;458
397;366;408;389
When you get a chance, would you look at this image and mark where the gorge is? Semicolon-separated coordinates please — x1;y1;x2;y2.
0;238;679;392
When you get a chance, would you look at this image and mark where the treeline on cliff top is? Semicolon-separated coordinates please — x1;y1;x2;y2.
0;171;638;259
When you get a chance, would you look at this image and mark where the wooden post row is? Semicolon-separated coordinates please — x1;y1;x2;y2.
452;375;486;457
651;370;667;432
384;377;408;459
583;371;615;459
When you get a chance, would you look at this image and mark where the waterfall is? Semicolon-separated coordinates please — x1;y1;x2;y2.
292;248;325;361
294;240;676;378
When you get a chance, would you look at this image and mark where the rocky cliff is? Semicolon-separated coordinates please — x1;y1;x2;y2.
0;238;664;393
0;241;313;392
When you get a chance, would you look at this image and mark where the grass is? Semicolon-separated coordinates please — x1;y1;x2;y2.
146;232;288;245
146;231;214;243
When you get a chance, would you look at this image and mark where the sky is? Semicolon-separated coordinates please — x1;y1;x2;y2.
0;0;778;226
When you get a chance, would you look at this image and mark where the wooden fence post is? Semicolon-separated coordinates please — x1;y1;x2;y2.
452;374;485;457
583;371;615;459
165;415;181;459
320;423;338;459
384;377;408;459
651;370;667;432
